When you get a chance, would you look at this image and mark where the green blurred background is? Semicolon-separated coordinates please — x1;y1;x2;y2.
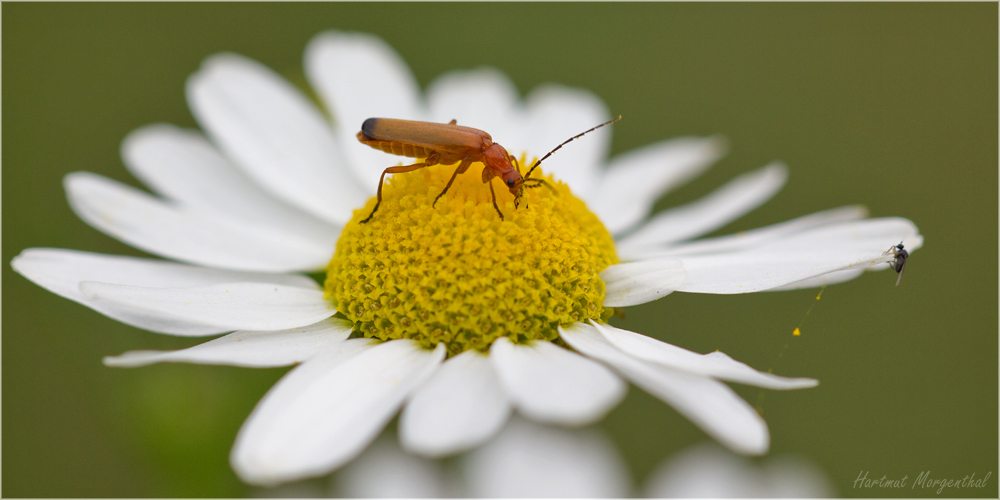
3;3;996;497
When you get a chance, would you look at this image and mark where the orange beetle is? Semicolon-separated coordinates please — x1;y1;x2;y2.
356;116;620;223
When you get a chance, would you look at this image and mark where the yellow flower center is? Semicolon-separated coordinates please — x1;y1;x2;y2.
325;159;618;356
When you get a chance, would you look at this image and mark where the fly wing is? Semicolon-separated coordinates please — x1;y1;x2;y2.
895;262;905;286
360;118;490;158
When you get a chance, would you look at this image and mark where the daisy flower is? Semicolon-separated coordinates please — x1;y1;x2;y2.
11;31;923;486
332;420;834;498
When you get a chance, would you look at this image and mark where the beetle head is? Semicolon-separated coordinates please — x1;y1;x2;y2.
503;170;525;200
482;144;524;198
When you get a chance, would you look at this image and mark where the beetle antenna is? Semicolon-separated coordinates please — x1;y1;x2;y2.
525;115;621;179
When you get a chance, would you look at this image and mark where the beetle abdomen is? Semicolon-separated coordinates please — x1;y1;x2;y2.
356;133;435;159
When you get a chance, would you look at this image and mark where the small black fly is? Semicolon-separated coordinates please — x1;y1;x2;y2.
884;242;909;286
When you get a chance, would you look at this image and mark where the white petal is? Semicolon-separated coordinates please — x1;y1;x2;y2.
122;124;341;244
253;482;327;498
65;172;332;272
644;443;836;498
522;85;611;199
675;218;922;294
591;136;727;235
231;340;444;485
489;337;625;426
644;442;764;498
80;281;332;331
103;317;353;368
337;436;451;498
462;417;631;498
601;258;686;307
426;67;521;147
590;321;817;390
305;31;425;191
617;163;788;251
625;205;869;261
186;53;365;224
399;350;511;457
11;248;317;335
767;268;866;290
762;456;838;497
560;323;769;455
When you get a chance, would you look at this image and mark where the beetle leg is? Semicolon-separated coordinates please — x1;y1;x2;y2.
524;177;558;195
488;178;505;220
433;159;473;208
360;162;431;224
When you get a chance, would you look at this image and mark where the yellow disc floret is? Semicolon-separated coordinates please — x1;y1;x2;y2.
325;159;618;356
